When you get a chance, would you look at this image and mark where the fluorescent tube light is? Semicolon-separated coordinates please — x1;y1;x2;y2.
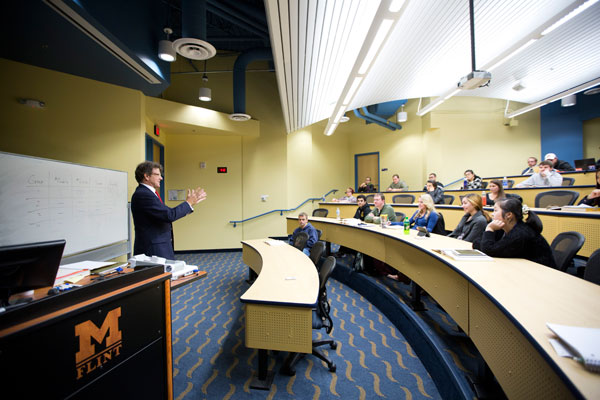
358;19;394;74
388;0;406;12
416;88;460;116
506;77;600;118
325;123;338;136
333;107;346;123
343;76;364;105
486;39;537;72
542;0;599;36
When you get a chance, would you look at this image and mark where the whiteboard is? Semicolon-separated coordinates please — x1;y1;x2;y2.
0;152;128;257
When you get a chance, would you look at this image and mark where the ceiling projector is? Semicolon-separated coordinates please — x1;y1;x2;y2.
458;70;491;90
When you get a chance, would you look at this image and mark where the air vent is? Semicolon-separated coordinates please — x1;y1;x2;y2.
584;87;600;96
172;38;216;60
229;113;251;122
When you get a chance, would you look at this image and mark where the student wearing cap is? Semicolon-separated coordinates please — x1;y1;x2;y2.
545;153;574;172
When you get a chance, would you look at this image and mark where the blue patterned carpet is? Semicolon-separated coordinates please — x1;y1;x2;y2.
171;251;441;399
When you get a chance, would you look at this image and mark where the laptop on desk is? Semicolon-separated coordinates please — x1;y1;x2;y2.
574;158;596;171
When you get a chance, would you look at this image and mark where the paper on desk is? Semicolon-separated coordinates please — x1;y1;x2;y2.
60;260;114;270
549;338;574;358
264;239;285;246
55;268;90;285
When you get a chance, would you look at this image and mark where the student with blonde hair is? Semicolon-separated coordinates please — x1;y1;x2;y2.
408;194;439;232
448;194;490;246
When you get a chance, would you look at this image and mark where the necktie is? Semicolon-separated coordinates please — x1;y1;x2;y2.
156;191;163;203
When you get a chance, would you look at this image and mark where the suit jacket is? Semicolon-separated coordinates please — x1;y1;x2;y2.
131;185;193;259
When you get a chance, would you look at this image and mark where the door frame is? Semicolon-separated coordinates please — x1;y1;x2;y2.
354;152;380;192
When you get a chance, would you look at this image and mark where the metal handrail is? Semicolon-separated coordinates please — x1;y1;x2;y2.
229;189;338;227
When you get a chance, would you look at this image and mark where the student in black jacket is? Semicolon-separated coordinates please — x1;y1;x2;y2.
475;198;556;268
425;180;445;204
448;194;490;247
353;195;372;220
544;153;575;171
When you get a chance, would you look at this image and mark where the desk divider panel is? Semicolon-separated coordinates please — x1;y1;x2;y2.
384;238;469;331
326;224;386;259
245;304;312;353
468;285;575;400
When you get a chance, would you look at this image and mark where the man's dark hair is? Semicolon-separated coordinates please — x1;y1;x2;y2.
429;172;437;178
135;161;163;183
464;169;474;175
357;194;367;202
427;180;438;189
539;160;553;168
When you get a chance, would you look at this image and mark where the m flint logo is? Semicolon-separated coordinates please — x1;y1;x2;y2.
74;307;122;379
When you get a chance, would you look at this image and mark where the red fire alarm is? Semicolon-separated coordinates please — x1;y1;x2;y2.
154;124;160;137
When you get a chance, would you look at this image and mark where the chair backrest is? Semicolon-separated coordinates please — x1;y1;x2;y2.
505;193;523;203
535;190;580;208
443;194;455;205
365;194;375;204
550;231;585;272
562;177;575;186
395;211;405;221
316;229;323;240
459;195;466;203
309;241;326;267
431;212;445;235
392;194;415;204
481;181;488;189
293;231;309;251
312;208;328;217
316;256;336;333
506;179;515;188
584;249;600;285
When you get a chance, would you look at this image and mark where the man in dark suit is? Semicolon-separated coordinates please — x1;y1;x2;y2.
131;161;206;259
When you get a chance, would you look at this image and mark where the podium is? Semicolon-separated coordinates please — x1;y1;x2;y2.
0;266;173;400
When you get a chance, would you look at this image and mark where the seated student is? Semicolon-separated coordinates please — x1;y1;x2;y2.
515;160;562;187
332;187;357;203
580;170;600;207
475;198;556;268
387;174;407;191
423;172;444;191
521;156;538;175
448;194;490;246
485;179;506;206
400;194;439;232
464;169;483;189
353;194;372;220
357;177;376;193
288;212;319;256
365;193;397;223
545;153;575;172
425;180;445;204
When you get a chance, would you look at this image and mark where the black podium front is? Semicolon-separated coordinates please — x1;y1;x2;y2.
0;266;173;400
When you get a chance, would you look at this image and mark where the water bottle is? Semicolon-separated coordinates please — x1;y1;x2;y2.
502;176;508;189
463;177;468;189
336;207;341;220
481;190;487;206
403;217;410;235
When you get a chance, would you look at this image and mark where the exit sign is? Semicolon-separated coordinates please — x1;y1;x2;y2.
217;167;227;173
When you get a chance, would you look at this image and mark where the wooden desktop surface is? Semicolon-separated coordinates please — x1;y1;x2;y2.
320;203;600;257
240;239;319;354
286;216;600;399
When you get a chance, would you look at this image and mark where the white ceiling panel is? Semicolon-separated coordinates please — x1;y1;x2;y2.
265;0;600;133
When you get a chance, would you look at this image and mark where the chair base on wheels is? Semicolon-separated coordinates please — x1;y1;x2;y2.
281;340;337;376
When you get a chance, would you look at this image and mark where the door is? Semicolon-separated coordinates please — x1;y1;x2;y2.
355;152;380;191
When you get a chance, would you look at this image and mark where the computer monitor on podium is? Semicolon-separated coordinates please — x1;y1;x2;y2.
0;239;66;306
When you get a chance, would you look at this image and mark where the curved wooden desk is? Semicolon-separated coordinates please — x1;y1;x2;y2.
320;203;600;257
287;216;600;399
240;239;319;389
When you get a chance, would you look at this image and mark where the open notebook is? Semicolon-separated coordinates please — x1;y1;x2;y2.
547;323;600;373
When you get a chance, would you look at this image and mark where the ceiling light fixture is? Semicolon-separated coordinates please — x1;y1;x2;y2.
198;60;211;102
505;77;600;118
561;94;576;107
396;104;407;122
323;0;408;136
416;88;460;116
158;27;176;62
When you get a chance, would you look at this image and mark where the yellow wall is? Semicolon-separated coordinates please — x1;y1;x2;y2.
0;57;546;251
583;117;600;159
0;59;144;196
